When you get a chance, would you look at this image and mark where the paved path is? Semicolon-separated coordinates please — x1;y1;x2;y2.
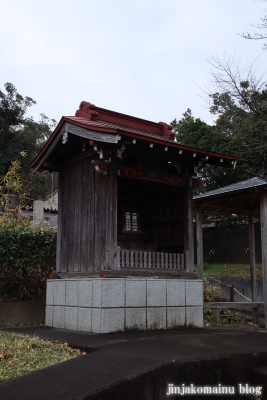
1;327;267;399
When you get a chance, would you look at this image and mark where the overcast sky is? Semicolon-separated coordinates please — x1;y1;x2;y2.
1;0;267;127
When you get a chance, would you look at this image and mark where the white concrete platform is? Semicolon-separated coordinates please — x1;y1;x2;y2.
46;277;203;333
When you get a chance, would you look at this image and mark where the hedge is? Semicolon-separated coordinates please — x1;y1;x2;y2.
0;228;57;300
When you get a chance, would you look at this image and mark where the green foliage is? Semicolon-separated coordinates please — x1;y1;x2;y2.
0;82;35;176
0;82;57;204
203;277;222;302
0;158;32;228
0;228;57;300
172;56;267;193
171;109;246;191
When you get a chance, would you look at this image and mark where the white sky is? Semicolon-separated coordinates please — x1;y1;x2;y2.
1;0;267;126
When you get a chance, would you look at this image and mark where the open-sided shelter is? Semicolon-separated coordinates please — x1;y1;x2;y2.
194;177;267;328
31;101;238;333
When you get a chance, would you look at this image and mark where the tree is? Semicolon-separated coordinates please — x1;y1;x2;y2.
171;110;247;191
207;54;267;122
206;55;267;177
0;82;57;206
0;83;35;176
240;1;267;50
172;55;267;191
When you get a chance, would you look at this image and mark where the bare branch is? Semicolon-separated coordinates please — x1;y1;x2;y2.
205;54;267;121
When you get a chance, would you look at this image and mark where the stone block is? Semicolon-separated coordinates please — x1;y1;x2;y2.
186;281;203;306
147;280;166;307
126;308;146;330
92;308;101;333
65;307;78;330
167;280;185;306
53;306;65;328
126;280;146;307
79;280;92;307
53;281;66;306
186;306;203;328
167;307;185;328
46;281;54;306
45;306;53;326
92;280;102;307
101;308;125;333
66;281;78;306
147;307;166;330
102;279;125;308
78;308;92;332
33;200;44;220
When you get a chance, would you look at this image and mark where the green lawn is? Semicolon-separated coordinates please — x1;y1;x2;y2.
0;330;85;382
201;263;263;279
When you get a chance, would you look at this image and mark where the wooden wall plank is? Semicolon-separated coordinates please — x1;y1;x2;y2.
68;164;76;272
87;158;95;270
56;169;64;272
184;178;194;273
80;158;89;272
93;161;101;271
108;162;117;270
73;161;82;272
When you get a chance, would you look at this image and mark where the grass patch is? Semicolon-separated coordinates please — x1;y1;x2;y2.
0;320;45;329
202;263;262;279
0;330;85;382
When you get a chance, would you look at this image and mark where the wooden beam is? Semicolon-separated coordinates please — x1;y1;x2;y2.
260;192;267;330
64;148;96;167
196;205;203;279
204;302;264;309
42;162;60;170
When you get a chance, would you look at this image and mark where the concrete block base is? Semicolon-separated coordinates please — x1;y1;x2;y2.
46;277;203;333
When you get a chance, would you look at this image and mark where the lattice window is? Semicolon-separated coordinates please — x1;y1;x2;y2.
124;211;139;232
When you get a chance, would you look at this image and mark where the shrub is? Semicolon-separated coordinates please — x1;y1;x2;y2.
0;227;56;300
203;277;222;302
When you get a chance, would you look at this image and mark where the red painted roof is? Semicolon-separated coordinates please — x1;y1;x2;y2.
75;101;175;139
30;101;239;170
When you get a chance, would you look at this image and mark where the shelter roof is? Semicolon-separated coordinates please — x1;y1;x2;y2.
30;101;238;172
193;177;267;214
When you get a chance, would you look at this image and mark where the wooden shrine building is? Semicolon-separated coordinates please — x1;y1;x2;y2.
31;101;238;275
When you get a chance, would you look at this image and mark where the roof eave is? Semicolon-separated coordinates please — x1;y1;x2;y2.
31;116;239;172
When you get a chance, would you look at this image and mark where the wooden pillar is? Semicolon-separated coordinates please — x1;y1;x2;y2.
249;212;258;324
196;205;203;279
248;212;257;302
260;192;267;329
184;177;194;273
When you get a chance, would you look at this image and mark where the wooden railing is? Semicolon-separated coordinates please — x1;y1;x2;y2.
117;247;185;270
204;302;264;325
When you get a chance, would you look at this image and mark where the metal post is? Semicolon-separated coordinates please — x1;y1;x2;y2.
230;285;234;302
